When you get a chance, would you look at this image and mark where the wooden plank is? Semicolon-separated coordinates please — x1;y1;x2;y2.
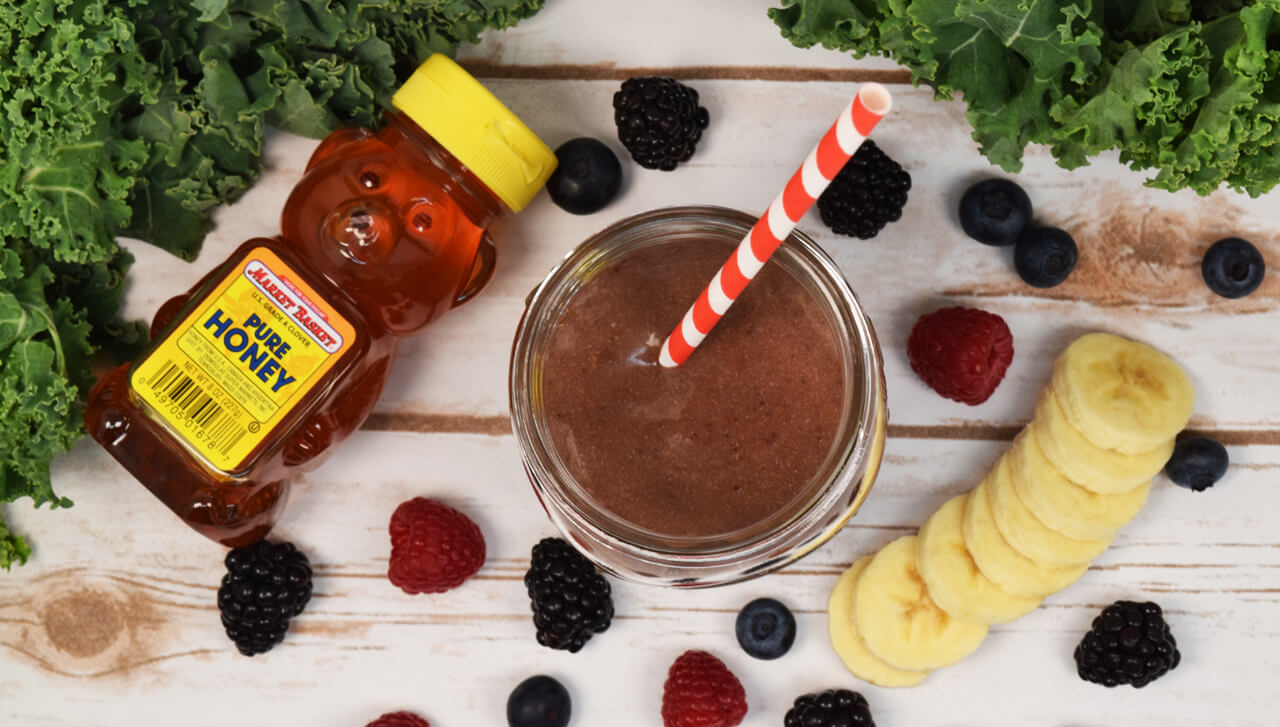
2;434;1277;724
116;80;1280;433
453;0;907;73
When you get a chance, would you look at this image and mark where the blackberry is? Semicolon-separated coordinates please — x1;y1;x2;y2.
216;540;313;656
524;537;613;652
613;77;709;171
816;140;911;239
784;689;875;727
1074;600;1180;687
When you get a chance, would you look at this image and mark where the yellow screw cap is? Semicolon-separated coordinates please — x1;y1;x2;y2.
393;54;556;212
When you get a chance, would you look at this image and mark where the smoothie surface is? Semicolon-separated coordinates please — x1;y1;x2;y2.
541;237;847;539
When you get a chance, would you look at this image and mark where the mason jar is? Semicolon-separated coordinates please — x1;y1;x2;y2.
510;206;886;587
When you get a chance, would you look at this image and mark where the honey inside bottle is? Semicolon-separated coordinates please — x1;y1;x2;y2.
83;55;555;546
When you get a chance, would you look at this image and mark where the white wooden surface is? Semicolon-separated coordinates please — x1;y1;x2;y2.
4;1;1280;725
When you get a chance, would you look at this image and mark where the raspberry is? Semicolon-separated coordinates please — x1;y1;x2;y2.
387;498;486;594
660;650;748;727
907;306;1013;405
365;712;431;727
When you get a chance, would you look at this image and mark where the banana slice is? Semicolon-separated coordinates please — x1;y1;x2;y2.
828;556;931;687
986;453;1110;567
1010;429;1151;542
963;478;1088;599
1033;389;1172;494
1051;332;1194;454
853;535;989;671
918;492;1041;625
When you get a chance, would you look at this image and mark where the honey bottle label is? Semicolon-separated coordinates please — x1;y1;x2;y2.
130;247;356;471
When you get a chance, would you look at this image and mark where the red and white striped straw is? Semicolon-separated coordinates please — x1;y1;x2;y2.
658;83;893;368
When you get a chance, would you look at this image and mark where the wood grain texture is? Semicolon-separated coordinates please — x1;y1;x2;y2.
6;0;1280;724
3;436;1278;725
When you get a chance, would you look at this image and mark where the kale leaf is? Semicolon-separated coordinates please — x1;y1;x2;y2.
771;0;1280;196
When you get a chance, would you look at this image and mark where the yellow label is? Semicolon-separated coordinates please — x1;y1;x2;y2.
131;247;356;471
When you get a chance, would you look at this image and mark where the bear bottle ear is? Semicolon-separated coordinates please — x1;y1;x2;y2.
304;127;375;172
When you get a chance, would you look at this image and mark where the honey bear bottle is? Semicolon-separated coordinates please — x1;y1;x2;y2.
84;55;555;546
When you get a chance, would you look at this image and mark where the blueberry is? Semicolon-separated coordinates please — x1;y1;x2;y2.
507;675;571;727
1165;436;1229;492
1014;226;1078;288
958;179;1033;246
1202;237;1265;299
547;138;623;215
735;597;795;660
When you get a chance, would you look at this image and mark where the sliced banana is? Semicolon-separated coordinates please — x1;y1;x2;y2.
963;478;1088;599
1051;332;1194;454
1010;429;1151;542
1032;389;1172;494
853;535;989;671
987;452;1110;567
918;492;1041;625
828;556;931;687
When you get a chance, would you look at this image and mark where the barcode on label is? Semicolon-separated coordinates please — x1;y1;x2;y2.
149;361;248;457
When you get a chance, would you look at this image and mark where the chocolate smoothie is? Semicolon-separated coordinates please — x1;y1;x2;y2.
540;237;846;539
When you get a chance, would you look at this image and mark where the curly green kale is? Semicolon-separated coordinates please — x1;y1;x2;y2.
770;0;1280;196
0;249;96;569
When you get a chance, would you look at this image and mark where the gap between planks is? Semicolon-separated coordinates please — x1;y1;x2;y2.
458;60;913;84
360;413;1280;445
